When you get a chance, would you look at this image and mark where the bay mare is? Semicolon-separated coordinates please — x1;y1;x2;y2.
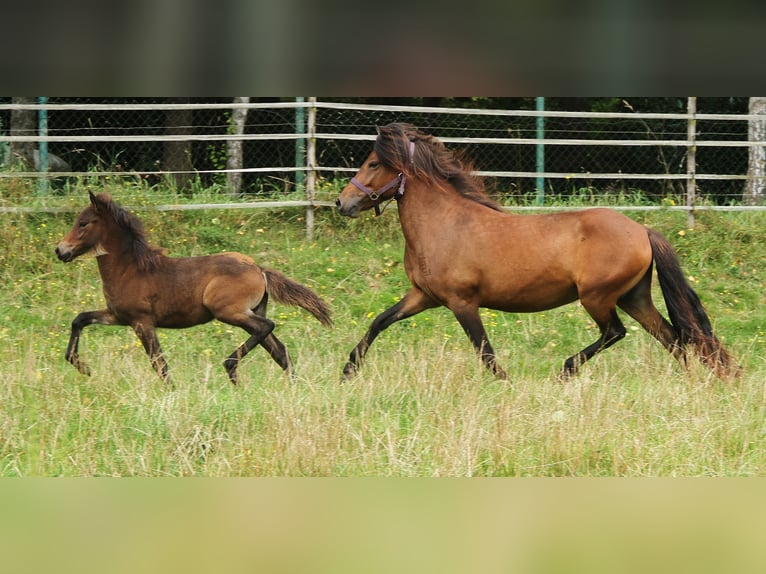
56;192;332;385
336;122;737;381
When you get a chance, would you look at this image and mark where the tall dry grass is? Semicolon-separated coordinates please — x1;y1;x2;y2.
1;185;765;476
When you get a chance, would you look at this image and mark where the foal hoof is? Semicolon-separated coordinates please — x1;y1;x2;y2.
69;356;91;377
342;362;359;381
556;367;577;383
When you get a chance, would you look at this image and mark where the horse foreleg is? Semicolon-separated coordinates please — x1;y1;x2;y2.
452;305;508;380
65;309;118;376
132;322;171;384
343;287;438;379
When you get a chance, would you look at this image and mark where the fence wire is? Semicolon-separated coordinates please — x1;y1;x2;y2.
0;97;760;208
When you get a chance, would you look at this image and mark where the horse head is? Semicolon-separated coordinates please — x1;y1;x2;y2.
55;191;109;262
336;123;418;217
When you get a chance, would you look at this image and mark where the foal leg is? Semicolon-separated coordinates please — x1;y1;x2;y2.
65;309;118;376
251;294;292;374
451;304;508;380
259;333;292;373
222;314;277;385
343;287;438;379
132;322;171;384
560;303;626;379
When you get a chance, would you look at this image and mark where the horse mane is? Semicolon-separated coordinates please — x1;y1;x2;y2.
92;192;165;272
374;122;503;212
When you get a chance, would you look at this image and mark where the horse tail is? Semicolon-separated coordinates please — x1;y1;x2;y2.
262;268;333;327
647;228;737;378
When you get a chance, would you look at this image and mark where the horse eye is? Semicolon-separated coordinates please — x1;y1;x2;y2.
79;220;88;228
369;161;379;169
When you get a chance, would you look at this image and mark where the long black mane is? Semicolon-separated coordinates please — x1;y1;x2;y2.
374;122;503;212
92;192;165;271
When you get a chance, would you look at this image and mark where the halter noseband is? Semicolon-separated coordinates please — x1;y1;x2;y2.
350;140;415;216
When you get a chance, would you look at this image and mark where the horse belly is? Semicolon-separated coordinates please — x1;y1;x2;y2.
483;281;580;313
156;304;215;328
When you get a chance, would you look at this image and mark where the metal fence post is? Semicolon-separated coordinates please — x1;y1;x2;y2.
37;96;49;196
686;97;697;228
535;97;545;205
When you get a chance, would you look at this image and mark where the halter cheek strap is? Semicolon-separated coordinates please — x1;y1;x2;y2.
350;141;414;216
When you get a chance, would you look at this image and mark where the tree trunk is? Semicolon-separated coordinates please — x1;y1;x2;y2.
744;97;766;205
10;97;37;168
163;98;194;190
226;97;249;197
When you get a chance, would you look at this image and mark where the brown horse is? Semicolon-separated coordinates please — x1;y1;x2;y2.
56;191;332;385
336;122;737;381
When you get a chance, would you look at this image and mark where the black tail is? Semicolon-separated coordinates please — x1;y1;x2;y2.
648;228;737;379
263;268;333;327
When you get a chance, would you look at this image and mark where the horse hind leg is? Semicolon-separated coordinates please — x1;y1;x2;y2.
222;313;283;385
252;294;292;375
617;277;687;367
561;305;626;379
259;333;292;373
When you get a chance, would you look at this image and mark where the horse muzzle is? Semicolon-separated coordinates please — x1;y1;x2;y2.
335;197;362;218
55;243;75;262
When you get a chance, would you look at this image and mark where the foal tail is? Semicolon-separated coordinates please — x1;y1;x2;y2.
648;228;737;379
263;268;333;327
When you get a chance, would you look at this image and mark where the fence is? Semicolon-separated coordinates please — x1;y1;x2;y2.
2;98;765;236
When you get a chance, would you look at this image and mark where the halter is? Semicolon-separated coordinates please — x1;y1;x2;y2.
350;140;415;216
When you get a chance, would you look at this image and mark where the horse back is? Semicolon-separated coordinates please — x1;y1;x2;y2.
103;251;267;328
406;207;652;312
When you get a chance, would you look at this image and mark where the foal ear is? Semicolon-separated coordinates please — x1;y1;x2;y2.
89;190;100;213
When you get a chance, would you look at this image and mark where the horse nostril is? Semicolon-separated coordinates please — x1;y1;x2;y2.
335;198;341;209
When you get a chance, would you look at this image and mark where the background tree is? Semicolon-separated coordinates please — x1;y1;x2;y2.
744;96;766;205
9;97;36;168
226;97;249;197
163;97;194;190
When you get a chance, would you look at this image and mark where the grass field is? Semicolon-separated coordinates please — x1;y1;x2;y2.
2;181;765;476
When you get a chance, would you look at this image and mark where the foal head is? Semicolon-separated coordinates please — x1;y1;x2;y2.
55;191;113;262
56;191;163;271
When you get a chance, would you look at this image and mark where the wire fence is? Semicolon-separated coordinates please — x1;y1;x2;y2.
2;98;765;230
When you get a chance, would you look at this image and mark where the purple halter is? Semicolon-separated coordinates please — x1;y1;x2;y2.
350;140;415;216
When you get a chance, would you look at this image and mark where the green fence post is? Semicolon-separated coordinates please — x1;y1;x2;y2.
37;96;49;196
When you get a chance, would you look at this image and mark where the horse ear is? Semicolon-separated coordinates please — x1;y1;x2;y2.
89;190;99;213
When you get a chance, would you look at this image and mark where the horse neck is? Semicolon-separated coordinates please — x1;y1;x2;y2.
397;178;466;236
94;224;140;278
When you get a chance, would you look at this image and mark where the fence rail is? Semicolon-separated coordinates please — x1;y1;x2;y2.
2;98;765;236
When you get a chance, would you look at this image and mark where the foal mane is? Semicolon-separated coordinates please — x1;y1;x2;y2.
374;122;503;212
92;192;165;272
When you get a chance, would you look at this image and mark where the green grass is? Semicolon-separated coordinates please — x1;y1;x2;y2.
2;180;766;476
